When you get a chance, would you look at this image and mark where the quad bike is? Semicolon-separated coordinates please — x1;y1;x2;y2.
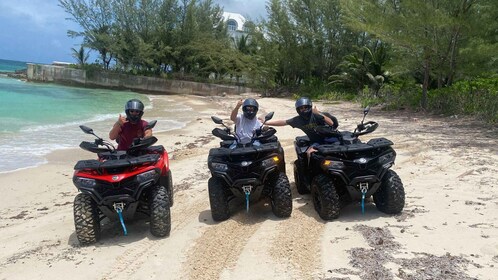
207;112;292;221
72;120;172;245
293;107;405;220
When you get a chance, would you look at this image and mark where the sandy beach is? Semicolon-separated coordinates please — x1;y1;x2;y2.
0;93;497;280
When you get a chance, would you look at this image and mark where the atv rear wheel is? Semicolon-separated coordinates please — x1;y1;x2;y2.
74;193;101;245
311;174;340;220
149;185;171;237
208;177;230;221
294;160;310;194
373;170;405;214
270;172;292;218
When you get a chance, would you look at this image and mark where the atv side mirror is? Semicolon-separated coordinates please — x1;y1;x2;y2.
264;112;274;122
211;116;223;124
363;106;370;115
79;125;94;135
145;120;157;130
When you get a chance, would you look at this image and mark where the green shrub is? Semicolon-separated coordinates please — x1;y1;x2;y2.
428;77;498;123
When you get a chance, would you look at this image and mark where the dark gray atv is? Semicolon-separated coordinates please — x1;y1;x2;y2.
293;107;404;220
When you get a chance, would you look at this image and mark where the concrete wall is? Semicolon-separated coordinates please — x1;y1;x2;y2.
26;63;254;96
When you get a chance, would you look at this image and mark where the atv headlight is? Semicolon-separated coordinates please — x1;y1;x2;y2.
75;177;96;188
137;169;159;183
322;160;345;170
261;156;280;168
378;152;395;167
211;162;228;172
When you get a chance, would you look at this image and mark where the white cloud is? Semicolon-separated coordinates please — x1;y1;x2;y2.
0;0;66;27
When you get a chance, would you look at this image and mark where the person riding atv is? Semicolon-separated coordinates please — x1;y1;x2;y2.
73;120;172;245
207;112;292;221
293;106;405;220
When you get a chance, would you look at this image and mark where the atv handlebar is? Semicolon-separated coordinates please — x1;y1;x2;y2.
210;112;277;144
78;122;159;155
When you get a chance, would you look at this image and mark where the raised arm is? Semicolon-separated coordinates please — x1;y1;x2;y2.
313;106;336;127
230;99;243;122
109;114;127;140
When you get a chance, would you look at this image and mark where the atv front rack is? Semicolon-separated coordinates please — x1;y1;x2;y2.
74;154;160;171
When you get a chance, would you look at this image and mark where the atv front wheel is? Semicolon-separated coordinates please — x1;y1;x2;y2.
311;174;340;220
293;160;310;194
270;172;292;218
373;170;405;214
166;170;174;207
74;193;101;245
208;177;230;221
149;185;171;237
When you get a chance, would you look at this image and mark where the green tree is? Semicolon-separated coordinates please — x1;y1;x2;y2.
59;0;116;69
339;0;488;108
262;0;366;91
330;44;390;95
71;45;90;66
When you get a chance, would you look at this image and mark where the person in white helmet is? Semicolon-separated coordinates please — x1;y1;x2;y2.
229;98;262;148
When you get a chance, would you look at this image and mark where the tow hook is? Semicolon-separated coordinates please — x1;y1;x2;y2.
359;182;369;214
113;202;128;236
242;185;252;212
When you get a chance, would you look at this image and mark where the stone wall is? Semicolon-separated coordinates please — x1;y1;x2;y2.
26;63;254;96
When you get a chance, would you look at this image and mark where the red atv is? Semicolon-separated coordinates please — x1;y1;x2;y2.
72;121;172;245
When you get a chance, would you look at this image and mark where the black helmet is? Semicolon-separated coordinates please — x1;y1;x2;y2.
125;99;144;122
295;97;312;120
242;98;259;120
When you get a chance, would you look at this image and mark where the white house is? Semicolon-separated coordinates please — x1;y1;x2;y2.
222;12;250;41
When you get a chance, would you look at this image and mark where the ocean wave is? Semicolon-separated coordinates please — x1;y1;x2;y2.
20;113;117;133
0;159;47;174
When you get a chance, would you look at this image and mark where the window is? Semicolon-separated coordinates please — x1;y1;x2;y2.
227;20;237;31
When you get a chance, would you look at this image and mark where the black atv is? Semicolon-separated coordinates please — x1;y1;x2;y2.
293;107;404;220
207;112;292;221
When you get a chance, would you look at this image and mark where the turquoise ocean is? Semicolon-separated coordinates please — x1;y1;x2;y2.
0;58;192;173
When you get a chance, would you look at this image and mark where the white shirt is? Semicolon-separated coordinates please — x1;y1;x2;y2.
235;114;262;144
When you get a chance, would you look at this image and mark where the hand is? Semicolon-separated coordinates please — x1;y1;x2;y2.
312;106;320;115
117;114;128;127
236;99;243;108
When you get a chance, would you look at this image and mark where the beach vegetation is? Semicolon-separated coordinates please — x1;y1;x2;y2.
58;0;498;123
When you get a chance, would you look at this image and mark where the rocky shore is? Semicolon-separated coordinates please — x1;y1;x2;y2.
0;69;27;80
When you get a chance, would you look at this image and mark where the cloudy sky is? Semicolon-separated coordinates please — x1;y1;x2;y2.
0;0;267;64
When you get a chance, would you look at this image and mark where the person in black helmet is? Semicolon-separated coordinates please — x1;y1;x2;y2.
265;97;336;159
109;99;152;150
229;98;262;148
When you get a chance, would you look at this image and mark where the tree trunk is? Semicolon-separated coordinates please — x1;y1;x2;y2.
447;30;460;86
422;57;430;109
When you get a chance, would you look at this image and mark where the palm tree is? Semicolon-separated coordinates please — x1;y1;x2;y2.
71;46;90;66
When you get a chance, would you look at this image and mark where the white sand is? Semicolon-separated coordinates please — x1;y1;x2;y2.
0;93;497;279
